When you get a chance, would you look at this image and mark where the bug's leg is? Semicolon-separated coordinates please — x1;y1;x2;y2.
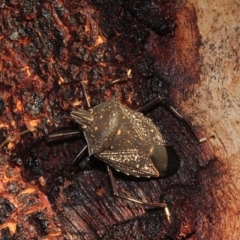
100;69;132;102
45;128;88;166
45;128;88;165
71;145;88;166
137;95;188;122
137;95;201;142
107;166;171;222
137;95;164;112
111;69;132;85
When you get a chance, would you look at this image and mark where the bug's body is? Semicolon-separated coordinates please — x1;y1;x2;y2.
71;98;180;178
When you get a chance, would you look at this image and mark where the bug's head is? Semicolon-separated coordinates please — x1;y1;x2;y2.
70;109;94;129
150;145;180;177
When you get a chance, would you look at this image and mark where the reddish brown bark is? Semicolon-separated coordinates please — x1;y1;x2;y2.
0;0;239;239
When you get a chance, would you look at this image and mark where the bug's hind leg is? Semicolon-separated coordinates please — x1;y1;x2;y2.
107;166;171;222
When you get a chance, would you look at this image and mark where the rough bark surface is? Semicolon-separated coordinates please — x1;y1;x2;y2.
0;0;239;239
181;1;240;239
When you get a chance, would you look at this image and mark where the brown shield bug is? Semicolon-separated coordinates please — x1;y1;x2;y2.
69;95;182;222
70;97;180;179
0;13;201;223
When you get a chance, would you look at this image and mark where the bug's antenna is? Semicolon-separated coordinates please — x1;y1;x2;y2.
80;81;91;109
0;129;37;149
33;13;74;108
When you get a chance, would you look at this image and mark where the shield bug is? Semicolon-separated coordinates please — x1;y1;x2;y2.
70;97;180;179
69;95;182;222
0;13;200;223
32;15;186;221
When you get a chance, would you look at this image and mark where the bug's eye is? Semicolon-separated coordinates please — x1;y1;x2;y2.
150;145;180;177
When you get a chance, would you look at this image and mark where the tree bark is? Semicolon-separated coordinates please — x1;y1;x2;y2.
0;0;239;239
177;1;240;239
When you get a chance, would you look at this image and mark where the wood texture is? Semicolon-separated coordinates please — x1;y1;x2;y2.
178;1;240;239
0;0;239;239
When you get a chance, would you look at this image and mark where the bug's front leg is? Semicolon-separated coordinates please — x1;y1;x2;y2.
46;130;89;166
107;166;171;222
